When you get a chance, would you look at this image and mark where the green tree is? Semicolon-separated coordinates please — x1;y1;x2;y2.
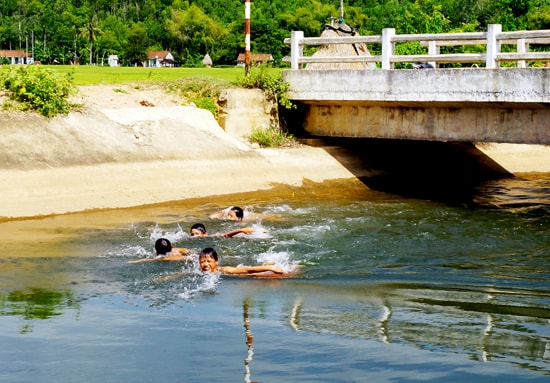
96;14;127;64
0;0;548;68
0;15;18;49
527;0;550;29
476;0;530;30
166;4;229;66
124;22;149;66
80;13;101;64
279;0;336;37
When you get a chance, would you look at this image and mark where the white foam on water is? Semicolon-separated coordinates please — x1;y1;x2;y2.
256;250;300;273
177;262;222;299
148;223;187;244
99;245;149;258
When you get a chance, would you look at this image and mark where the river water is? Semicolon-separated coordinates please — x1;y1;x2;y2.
0;173;548;382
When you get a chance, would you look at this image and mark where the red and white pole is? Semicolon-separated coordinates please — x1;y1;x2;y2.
244;0;251;76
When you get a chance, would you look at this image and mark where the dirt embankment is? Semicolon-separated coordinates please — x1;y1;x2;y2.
0;84;358;219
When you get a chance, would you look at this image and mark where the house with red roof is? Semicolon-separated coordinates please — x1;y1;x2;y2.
144;51;174;67
0;49;33;64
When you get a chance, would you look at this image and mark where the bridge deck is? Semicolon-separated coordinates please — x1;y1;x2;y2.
282;69;550;144
284;69;549;104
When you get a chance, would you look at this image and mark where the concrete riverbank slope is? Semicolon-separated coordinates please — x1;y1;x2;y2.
0;84;359;219
0;83;548;220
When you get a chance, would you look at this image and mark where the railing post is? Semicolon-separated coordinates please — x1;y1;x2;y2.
486;24;502;69
381;28;395;70
291;31;304;70
428;40;438;68
517;38;527;68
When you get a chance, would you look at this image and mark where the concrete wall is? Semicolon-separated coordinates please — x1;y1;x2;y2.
218;88;278;138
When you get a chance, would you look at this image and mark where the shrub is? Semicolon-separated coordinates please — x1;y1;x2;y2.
249;126;295;148
167;76;233;118
0;65;74;117
238;67;294;110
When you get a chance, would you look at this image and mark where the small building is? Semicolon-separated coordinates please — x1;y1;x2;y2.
0;49;33;64
144;51;174;67
236;53;274;67
108;55;118;67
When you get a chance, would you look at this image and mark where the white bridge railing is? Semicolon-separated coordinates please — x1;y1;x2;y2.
283;24;550;70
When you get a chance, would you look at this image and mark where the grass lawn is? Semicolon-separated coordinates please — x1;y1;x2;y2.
45;65;285;85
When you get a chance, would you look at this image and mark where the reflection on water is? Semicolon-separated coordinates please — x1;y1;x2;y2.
277;281;549;371
0;288;79;333
243;299;256;383
475;174;550;212
0;174;548;381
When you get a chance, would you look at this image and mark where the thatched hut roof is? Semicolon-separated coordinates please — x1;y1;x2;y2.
306;23;376;70
202;53;213;67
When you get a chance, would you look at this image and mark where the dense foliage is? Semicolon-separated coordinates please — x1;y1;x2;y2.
0;1;548;67
0;66;73;117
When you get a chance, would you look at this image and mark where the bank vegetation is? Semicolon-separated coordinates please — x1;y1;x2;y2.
0;65;291;121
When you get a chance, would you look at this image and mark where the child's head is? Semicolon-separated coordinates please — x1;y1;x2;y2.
229;206;244;221
155;238;172;255
199;247;218;272
190;223;208;237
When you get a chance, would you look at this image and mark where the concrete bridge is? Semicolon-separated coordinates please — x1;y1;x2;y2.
282;25;550;145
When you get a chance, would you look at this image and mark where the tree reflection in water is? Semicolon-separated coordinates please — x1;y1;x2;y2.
0;288;79;334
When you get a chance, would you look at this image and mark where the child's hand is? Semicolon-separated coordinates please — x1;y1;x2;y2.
240;227;256;235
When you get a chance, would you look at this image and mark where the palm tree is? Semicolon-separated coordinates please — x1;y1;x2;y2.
80;14;101;64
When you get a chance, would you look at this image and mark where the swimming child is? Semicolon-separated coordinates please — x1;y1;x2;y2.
128;238;192;264
209;206;245;221
190;223;266;238
199;247;286;276
209;206;283;222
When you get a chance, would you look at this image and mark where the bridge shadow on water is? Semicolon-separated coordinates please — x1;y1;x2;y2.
299;137;512;204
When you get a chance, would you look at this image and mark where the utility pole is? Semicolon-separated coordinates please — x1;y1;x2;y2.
244;0;251;76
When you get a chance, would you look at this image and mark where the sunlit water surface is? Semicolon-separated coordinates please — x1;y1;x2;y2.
1;174;549;382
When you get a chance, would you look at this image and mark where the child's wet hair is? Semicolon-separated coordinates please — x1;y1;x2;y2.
199;247;218;261
230;206;244;220
190;223;207;235
155;238;172;255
